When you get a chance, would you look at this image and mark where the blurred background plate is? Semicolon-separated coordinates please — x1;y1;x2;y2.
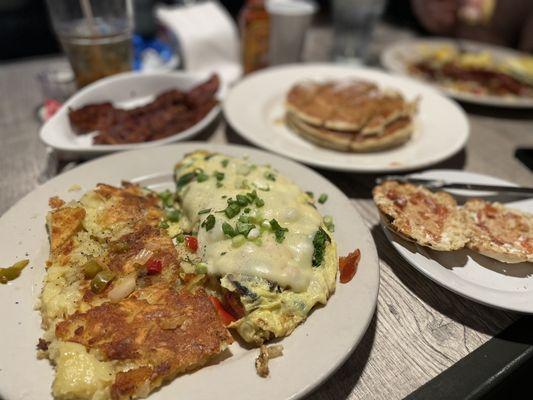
381;38;533;108
39;71;225;158
224;63;469;173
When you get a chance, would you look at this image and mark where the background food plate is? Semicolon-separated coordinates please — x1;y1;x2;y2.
383;169;533;313
0;143;379;400
381;38;533;108
224;63;469;173
40;72;225;158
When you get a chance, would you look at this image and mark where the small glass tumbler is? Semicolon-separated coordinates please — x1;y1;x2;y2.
332;0;386;64
45;0;134;88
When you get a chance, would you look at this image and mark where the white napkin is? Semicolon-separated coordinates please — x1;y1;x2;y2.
156;1;242;86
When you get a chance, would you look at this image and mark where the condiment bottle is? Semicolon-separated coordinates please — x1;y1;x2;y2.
239;0;270;74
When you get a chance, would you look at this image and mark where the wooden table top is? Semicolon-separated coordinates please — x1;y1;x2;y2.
1;24;532;400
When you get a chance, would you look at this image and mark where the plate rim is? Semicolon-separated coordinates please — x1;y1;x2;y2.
0;142;380;400
380;37;533;109
223;63;470;173
383;168;533;313
39;71;224;154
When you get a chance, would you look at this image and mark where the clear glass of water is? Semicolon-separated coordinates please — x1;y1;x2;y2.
46;0;134;88
332;0;386;63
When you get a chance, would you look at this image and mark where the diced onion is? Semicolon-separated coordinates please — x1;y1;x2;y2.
108;273;136;302
247;228;260;239
131;249;154;266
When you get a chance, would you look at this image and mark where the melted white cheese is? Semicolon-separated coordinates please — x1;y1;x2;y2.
176;153;323;292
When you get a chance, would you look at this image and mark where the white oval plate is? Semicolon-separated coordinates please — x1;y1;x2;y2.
0;143;379;400
40;72;225;158
223;63;469;173
381;38;533;108
383;169;533;313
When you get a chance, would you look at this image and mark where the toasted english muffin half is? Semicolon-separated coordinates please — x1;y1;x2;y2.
373;181;468;251
286;112;414;153
463;199;533;264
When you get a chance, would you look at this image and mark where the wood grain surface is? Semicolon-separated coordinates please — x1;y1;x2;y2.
1;24;532;400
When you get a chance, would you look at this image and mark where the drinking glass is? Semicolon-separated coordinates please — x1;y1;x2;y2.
266;0;317;65
332;0;386;63
46;0;134;88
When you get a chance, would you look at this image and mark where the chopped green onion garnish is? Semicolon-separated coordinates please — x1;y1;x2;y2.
236;194;250;206
166;209;181;222
236;222;254;237
239;215;251;223
175;234;185;243
224;203;241;219
195;262;208;274
158;190;174;207
255;198;265;207
221;159;229;168
312;227;331;267
159;221;169;229
270;219;288;243
214;171;225;181
232;234;246;247
324;215;335;232
222;222;236;237
176;172;196;189
264;171;276;181
196;172;209;182
318;193;328;204
201;214;216;231
306;191;314;198
198;208;211;214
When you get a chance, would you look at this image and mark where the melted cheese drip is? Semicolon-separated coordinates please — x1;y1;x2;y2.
176;153;323;292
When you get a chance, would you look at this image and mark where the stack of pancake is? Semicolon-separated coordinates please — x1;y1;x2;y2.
285;79;419;152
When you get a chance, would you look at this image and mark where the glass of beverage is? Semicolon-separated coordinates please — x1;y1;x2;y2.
266;0;317;66
46;0;134;88
332;0;386;64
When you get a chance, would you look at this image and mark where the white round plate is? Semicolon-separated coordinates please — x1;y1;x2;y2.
223;63;469;173
381;38;533;108
40;72;225;158
0;143;379;400
383;169;533;313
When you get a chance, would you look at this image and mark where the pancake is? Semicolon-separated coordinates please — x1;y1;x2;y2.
286;79;418;132
286;112;414;152
286;80;379;129
285;79;418;152
463;199;533;263
373;181;468;251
